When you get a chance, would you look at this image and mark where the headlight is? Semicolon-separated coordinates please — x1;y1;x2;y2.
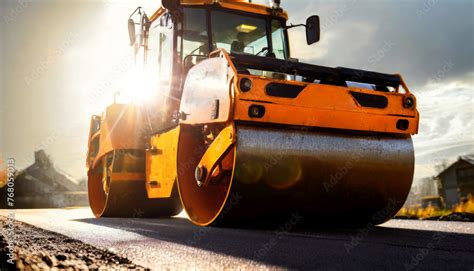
239;78;252;92
403;95;415;109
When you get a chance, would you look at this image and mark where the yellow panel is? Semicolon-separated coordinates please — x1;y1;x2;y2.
93;103;146;168
146;127;180;199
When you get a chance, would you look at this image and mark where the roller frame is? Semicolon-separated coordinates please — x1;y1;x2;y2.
195;125;236;187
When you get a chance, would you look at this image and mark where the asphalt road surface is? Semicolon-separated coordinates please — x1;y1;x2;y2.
1;208;473;270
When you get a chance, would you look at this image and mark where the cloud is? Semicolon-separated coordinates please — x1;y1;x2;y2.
282;0;474;89
413;83;474;179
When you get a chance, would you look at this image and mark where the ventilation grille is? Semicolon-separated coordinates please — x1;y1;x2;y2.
265;83;306;98
350;91;388;109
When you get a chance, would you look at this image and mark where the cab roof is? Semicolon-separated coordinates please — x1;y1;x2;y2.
151;0;288;21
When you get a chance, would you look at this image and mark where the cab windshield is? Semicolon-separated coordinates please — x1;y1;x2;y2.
182;8;288;61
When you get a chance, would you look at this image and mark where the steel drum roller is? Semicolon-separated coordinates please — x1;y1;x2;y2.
177;125;414;226
88;152;182;218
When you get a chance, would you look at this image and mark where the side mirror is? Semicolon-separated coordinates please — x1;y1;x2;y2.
305;15;320;45
128;18;136;46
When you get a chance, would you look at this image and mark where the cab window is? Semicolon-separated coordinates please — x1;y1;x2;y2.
211;10;268;56
148;17;173;81
182;8;209;69
271;20;287;59
143;15;174;133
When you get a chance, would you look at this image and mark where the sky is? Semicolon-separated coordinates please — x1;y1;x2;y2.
0;0;473;186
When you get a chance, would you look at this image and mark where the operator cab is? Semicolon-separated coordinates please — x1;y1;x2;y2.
128;2;318;85
126;1;319;134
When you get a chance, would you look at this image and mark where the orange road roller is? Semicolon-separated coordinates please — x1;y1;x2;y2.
86;0;419;226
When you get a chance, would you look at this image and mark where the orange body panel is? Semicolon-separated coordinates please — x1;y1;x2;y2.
233;75;419;135
208;50;419;136
235;100;418;134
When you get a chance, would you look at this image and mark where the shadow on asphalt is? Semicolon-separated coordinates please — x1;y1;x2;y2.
74;217;474;270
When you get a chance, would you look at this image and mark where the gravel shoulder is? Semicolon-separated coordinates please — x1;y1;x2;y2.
0;216;146;270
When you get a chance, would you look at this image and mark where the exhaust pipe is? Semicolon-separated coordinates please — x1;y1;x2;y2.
269;0;281;9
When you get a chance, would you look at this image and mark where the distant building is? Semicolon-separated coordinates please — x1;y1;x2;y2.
436;155;474;208
0;150;87;208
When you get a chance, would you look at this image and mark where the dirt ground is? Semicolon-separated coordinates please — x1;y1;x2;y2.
0;216;145;270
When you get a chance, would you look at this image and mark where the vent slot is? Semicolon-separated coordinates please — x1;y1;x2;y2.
265;83;306;98
350;91;388;109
